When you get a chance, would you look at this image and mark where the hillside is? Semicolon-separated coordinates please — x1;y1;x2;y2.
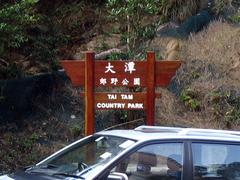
152;21;240;129
0;0;240;174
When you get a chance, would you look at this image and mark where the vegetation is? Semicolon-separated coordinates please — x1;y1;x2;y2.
107;0;163;51
0;0;68;78
230;12;240;23
0;0;204;78
106;0;202;53
0;0;39;56
180;88;201;111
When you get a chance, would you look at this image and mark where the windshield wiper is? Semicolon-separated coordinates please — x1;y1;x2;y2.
53;172;84;179
25;164;59;173
78;166;93;176
24;165;35;171
37;164;58;169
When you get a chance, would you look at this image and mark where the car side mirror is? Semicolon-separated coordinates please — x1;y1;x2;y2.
107;172;128;180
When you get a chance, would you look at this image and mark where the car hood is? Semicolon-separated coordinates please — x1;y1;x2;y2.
0;171;61;180
0;175;14;180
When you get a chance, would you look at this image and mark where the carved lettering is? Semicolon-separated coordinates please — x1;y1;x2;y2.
107;94;117;99
127;103;144;109
121;94;133;100
96;103;126;109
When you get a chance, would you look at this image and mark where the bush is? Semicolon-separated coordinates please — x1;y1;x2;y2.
107;0;201;53
0;0;39;56
107;0;165;52
180;88;201;111
25;19;69;72
230;12;240;23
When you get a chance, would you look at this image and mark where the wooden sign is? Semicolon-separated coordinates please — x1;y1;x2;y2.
95;92;161;110
61;60;181;87
61;52;181;135
95;93;146;110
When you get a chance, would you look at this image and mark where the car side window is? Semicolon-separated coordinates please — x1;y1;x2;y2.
192;143;240;180
111;143;183;180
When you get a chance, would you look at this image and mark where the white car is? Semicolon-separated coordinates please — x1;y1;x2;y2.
1;125;240;180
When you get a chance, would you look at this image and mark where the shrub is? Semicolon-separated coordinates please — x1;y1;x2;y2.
180;88;201;111
0;0;39;56
25;19;69;72
107;0;164;52
107;0;201;54
207;90;240;128
230;12;240;23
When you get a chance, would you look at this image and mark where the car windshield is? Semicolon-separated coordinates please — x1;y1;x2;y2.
28;135;135;178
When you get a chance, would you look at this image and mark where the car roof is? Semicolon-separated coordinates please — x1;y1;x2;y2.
96;125;240;142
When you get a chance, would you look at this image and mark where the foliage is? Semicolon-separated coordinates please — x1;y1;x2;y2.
209;90;240;128
0;63;23;79
0;132;41;173
180;88;201;111
0;115;82;173
107;0;200;53
107;0;164;52
213;0;240;23
191;71;201;79
50;0;104;40
229;12;240;23
69;125;82;138
0;0;71;78
213;0;228;14
25;19;69;72
159;0;198;22
0;0;39;56
106;52;132;60
225;108;240;125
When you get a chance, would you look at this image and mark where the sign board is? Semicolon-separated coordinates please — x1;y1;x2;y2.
95;93;146;110
61;52;181;135
61;60;181;87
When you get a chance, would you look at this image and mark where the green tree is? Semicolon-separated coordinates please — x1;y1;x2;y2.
0;0;39;56
107;0;199;53
107;0;163;52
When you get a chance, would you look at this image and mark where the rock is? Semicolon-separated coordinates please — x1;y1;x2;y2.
95;48;122;60
178;10;212;37
156;22;179;35
72;34;122;60
84;34;121;52
157;10;213;38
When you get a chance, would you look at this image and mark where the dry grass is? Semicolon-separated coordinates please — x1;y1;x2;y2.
160;0;201;22
184;21;240;81
154;20;240;130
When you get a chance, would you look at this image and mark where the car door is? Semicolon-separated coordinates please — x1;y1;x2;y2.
97;140;190;180
191;140;240;180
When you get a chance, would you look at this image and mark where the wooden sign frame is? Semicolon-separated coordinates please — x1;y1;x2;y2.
61;51;181;135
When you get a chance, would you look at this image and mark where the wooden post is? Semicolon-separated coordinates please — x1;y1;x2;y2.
85;52;95;135
146;52;156;126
